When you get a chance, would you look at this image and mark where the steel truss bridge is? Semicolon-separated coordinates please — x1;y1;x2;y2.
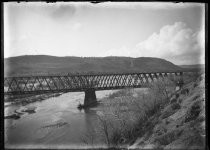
4;72;183;96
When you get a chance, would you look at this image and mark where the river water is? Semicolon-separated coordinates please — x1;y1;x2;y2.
5;90;121;149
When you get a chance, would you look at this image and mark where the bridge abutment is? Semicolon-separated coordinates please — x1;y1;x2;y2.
84;89;97;107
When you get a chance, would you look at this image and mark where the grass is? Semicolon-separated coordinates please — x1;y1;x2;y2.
81;72;202;148
91;78;177;148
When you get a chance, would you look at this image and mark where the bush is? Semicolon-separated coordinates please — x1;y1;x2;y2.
182;72;201;84
180;88;189;95
171;102;181;110
82;77;178;148
185;101;201;123
107;88;133;99
161;106;176;119
175;93;179;99
154;129;183;145
94;78;177;147
170;98;177;104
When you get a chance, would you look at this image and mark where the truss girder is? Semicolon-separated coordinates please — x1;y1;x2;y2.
4;72;183;95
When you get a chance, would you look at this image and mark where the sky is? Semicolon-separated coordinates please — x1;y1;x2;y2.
4;2;205;65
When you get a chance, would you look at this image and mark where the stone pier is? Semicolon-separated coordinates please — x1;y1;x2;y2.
84;89;97;107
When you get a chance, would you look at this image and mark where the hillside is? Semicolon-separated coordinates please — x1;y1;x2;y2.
179;64;205;72
4;55;183;77
129;73;205;149
179;64;205;69
82;72;205;149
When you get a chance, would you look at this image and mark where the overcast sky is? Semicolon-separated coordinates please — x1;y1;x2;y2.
4;2;205;65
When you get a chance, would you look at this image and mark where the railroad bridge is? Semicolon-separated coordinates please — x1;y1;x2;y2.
4;71;183;107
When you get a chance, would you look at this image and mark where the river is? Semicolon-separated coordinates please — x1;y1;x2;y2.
5;90;123;149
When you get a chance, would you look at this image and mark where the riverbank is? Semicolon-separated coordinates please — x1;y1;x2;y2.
4;92;64;119
4;72;205;149
4;90;120;148
5;92;63;106
128;74;205;149
84;73;205;149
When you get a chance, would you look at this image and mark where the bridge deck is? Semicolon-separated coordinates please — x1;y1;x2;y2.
4;72;183;95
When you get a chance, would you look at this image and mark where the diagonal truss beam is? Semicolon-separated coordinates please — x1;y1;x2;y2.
4;72;183;95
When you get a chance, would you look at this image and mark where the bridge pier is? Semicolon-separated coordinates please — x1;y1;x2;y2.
84;89;97;107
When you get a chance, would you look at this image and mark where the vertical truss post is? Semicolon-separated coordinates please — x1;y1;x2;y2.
4;72;185;96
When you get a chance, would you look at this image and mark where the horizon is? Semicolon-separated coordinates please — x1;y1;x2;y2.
4;54;205;66
4;2;205;65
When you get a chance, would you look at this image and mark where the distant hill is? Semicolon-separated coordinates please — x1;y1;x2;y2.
179;64;205;72
4;55;183;77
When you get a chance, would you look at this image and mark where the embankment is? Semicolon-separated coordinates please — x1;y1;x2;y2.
91;73;205;149
129;73;205;149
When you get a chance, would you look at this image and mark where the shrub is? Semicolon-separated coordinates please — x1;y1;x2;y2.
107;88;133;99
185;101;201;123
175;93;179;99
182;72;201;84
161;106;176;119
194;82;198;88
86;78;177;147
170;98;177;104
154;129;183;145
180;89;189;95
178;98;183;104
171;102;181;110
